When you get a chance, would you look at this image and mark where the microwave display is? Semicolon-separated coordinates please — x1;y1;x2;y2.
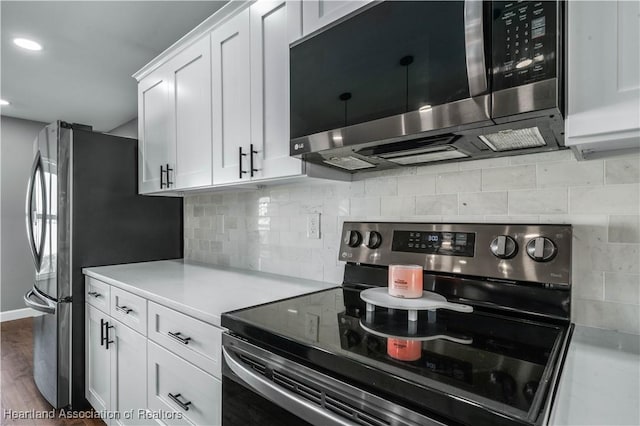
290;1;473;140
492;1;558;91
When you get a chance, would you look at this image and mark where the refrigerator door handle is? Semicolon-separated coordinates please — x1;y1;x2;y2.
24;289;56;314
25;151;47;270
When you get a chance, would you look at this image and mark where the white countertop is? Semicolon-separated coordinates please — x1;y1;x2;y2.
83;259;338;327
550;325;640;425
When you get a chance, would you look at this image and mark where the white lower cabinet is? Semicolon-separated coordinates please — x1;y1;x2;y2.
86;304;111;416
147;341;222;426
110;319;148;426
85;304;148;426
85;276;223;426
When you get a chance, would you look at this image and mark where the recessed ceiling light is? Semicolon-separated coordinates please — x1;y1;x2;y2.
0;99;10;106
13;38;42;51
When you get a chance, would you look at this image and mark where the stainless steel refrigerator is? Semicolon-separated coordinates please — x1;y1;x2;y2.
23;121;182;410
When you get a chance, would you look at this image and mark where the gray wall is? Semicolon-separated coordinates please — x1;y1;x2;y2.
107;118;138;139
1;116;46;311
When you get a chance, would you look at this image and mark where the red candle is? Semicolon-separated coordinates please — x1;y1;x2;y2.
388;264;423;298
387;338;422;361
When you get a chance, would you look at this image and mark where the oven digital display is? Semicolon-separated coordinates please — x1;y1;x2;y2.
392;231;475;257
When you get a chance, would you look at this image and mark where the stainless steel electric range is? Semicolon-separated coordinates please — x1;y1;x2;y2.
221;222;573;426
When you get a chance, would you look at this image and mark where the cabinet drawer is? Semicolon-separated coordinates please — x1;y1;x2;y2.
147;341;221;426
86;276;110;314
110;287;147;336
148;302;222;378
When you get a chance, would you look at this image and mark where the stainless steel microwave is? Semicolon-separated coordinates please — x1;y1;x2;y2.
290;1;565;172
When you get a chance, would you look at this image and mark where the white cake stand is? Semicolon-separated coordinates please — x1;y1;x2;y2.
360;287;473;322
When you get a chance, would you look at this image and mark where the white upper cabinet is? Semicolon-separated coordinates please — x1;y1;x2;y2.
250;0;303;181
134;1;347;193
138;65;175;194
171;37;213;190
566;0;640;158
211;9;252;185
301;0;372;38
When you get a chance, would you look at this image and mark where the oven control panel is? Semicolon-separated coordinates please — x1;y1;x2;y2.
339;222;572;286
392;231;476;257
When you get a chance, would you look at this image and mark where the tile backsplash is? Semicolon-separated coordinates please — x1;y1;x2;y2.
185;150;640;334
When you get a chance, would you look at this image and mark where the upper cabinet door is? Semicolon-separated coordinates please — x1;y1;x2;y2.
566;1;640;152
250;1;303;181
138;65;175;194
170;37;213;190
301;0;372;38
211;9;252;185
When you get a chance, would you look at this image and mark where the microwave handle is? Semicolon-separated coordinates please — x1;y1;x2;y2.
464;0;488;96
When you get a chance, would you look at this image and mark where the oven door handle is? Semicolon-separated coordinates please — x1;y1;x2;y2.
464;0;488;97
222;347;357;426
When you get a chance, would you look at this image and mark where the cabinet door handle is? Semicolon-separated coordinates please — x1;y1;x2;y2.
168;393;191;411
115;304;133;315
168;331;191;345
100;318;105;346
250;144;259;177
105;321;114;350
166;163;173;187
239;147;248;179
160;164;166;189
88;291;101;298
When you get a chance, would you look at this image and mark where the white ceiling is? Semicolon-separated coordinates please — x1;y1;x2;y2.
1;1;226;132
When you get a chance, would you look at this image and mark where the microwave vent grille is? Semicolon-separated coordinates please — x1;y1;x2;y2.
479;127;547;152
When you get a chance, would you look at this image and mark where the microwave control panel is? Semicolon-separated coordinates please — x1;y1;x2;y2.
492;1;558;91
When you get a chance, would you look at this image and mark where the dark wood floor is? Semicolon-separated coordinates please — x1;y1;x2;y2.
1;318;104;426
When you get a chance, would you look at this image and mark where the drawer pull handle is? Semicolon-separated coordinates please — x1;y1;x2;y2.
168;393;191;411
88;291;101;298
115;304;133;314
168;331;191;345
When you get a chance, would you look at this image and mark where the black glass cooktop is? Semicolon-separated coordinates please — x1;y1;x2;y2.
222;287;569;426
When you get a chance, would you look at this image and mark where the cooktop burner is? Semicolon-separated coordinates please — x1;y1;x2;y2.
223;287;567;424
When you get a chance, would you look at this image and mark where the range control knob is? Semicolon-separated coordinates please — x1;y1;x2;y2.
344;230;362;248
490;235;518;259
365;231;383;249
526;237;557;262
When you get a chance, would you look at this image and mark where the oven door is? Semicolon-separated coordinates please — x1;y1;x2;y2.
290;0;491;155
222;333;446;426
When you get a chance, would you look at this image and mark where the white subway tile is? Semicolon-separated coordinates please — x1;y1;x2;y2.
509;150;574;165
351;197;381;217
381;196;416;216
609;215;640;243
482;165;536;191
605;156;640;184
459;192;508;215
323;198;350;217
485;215;539;223
459;157;510;170
436;170;481;194
570;184;639;215
397;174;436;196
573;270;604;301
590;244;640;274
416;162;460;175
604;273;640;304
415;194;458;215
572;298;640;334
537;161;603;188
509;188;568;214
441;215;484;223
364;177;397;196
